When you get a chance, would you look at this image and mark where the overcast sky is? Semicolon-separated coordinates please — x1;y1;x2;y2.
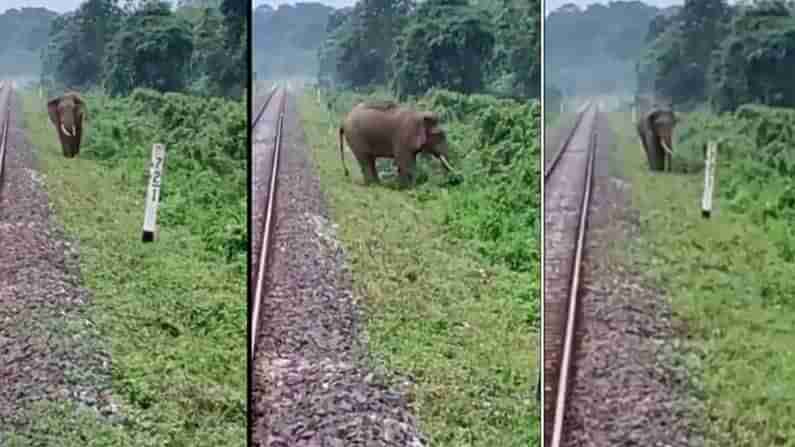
254;0;354;9
546;0;683;15
3;0;81;13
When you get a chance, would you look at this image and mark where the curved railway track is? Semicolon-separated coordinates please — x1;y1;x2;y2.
543;100;599;447
250;84;285;357
0;81;13;189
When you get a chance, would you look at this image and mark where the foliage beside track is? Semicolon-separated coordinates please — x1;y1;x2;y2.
318;0;539;100
303;88;539;446
9;90;246;446
42;0;245;98
325;88;541;320
610;106;795;446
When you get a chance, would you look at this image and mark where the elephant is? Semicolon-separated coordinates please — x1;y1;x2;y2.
636;106;677;172
47;92;86;158
338;101;454;187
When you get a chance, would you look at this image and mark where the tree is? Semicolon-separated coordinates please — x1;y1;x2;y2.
392;0;494;97
492;0;539;98
103;2;193;95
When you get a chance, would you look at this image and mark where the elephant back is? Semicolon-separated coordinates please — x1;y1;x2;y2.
360;100;399;112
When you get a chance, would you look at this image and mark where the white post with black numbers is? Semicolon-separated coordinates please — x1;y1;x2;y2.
702;141;717;219
142;143;166;242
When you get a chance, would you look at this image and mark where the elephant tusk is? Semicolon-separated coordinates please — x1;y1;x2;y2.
661;139;674;155
61;123;73;137
439;155;454;172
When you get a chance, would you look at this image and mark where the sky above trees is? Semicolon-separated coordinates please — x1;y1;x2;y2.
546;0;682;15
254;0;354;8
3;0;79;13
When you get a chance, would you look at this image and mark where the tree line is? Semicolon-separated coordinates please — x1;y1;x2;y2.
0;7;57;76
41;0;245;98
253;3;333;80
318;0;539;100
638;0;795;112
544;1;660;98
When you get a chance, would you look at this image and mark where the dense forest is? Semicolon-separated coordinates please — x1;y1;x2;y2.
0;7;57;78
318;0;539;100
638;0;795;112
545;1;663;98
39;0;246;98
253;2;333;80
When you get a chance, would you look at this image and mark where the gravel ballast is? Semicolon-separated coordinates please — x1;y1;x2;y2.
0;88;113;433
251;91;424;447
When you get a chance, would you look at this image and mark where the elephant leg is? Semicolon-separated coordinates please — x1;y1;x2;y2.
75;124;82;157
395;151;415;188
365;156;379;184
356;154;378;185
654;142;665;171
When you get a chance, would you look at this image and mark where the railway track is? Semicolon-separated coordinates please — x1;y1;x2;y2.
250;84;285;357
543;100;599;447
0;81;13;188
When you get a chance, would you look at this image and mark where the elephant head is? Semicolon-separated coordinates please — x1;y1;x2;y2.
413;111;453;172
47;92;86;158
649;108;676;156
638;107;677;171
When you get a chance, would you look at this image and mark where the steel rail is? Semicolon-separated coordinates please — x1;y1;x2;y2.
252;84;279;130
549;121;599;447
544;101;593;182
250;86;286;357
0;81;12;187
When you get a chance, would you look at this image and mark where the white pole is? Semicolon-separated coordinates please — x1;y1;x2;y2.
702;141;717;219
142;143;166;242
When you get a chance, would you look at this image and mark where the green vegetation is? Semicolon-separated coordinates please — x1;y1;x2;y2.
6;88;245;445
318;0;539;100
41;0;245;98
638;0;795;112
307;88;539;446
545;1;660;97
0;7;57;77
253;2;334;80
609;103;795;444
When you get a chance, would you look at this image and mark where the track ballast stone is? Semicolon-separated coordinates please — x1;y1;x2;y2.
561;110;702;447
252;91;424;447
0;89;115;435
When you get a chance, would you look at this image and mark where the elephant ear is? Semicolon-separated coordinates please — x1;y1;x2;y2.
47;97;61;128
425;112;443;135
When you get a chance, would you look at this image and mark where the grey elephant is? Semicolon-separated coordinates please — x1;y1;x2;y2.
338;101;454;186
47;92;86;158
636;106;677;171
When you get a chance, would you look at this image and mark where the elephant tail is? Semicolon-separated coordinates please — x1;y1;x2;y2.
339;126;349;177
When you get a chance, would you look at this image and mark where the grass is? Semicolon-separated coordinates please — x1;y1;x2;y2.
3;91;246;446
608;110;795;446
298;92;538;447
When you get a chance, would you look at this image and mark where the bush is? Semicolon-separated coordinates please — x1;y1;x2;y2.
79;88;246;265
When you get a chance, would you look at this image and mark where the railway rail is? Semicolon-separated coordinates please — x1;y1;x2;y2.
0;81;13;188
543;100;599;447
250;84;285;357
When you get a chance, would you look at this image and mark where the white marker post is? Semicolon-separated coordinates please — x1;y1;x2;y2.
632;104;637;124
702;141;718;219
142;143;166;242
